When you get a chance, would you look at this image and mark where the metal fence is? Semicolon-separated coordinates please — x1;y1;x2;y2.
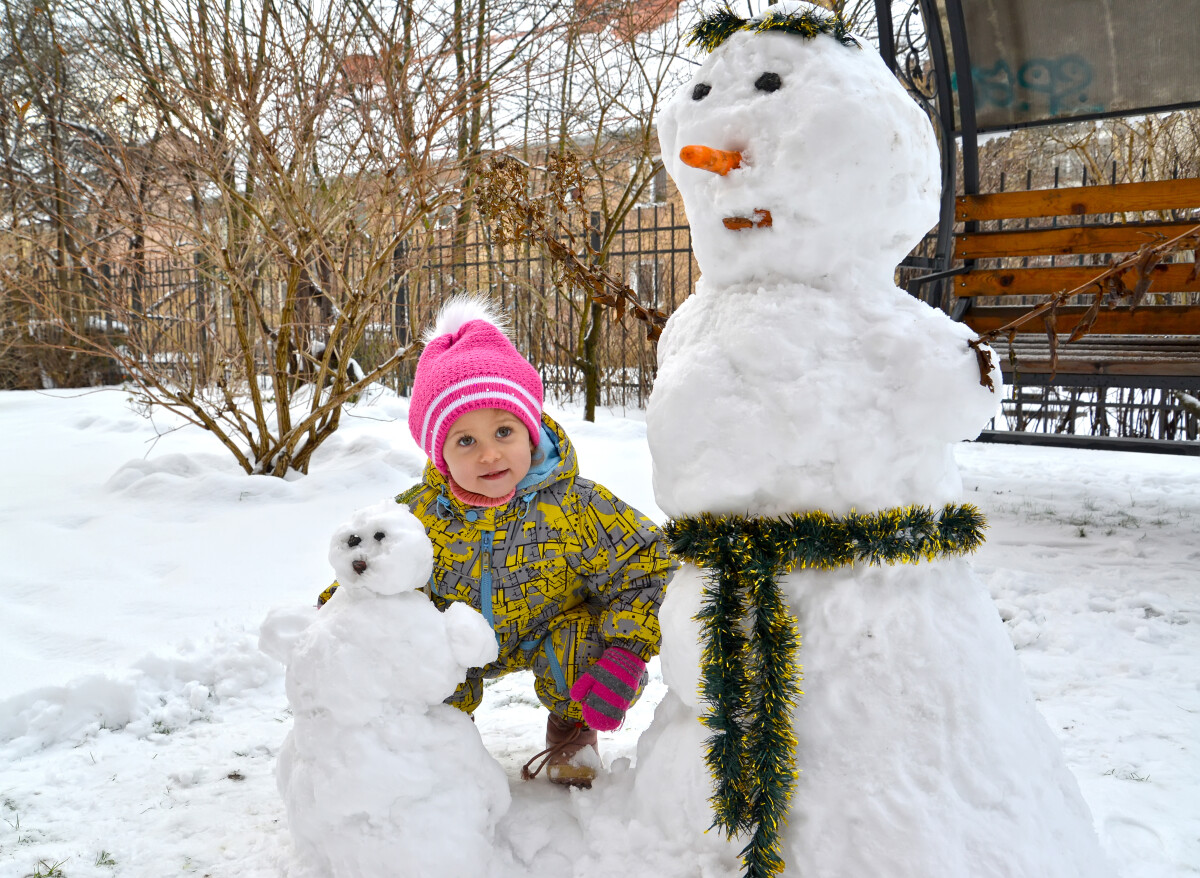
370;203;696;408
3;204;696;409
10;182;1198;443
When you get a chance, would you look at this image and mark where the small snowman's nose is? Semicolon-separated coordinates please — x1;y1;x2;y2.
680;145;742;176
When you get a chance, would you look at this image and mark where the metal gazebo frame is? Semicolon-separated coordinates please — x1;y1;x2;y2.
873;0;1200;312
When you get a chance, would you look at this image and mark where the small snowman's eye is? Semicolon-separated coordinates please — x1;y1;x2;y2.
692;82;712;101
373;531;386;541
754;72;782;93
347;534;362;548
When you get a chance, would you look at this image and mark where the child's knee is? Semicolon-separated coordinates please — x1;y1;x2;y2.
529;612;604;708
553;612;607;683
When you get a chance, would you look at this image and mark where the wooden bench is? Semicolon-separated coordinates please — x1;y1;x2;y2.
972;334;1200;454
986;334;1200;387
951;177;1200;343
927;178;1200;452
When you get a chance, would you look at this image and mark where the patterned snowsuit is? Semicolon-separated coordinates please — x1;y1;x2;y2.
321;414;676;723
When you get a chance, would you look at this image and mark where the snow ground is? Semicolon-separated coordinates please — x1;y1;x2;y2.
1;387;1197;878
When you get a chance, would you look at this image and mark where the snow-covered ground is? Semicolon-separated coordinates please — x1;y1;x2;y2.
1;386;1197;878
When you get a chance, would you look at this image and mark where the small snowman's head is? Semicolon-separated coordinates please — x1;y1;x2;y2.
658;1;939;288
327;501;434;597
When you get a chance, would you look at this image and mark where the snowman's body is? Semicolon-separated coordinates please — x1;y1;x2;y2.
635;5;1115;876
262;501;511;878
649;275;989;517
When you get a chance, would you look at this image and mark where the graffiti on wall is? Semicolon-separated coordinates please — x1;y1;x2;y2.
969;55;1106;118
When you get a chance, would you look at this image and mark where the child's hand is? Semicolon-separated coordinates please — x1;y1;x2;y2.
569;647;647;732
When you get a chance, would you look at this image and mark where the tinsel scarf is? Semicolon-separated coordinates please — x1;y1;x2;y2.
664;503;988;878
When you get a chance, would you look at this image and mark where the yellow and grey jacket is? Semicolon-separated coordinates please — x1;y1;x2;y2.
321;414;675;662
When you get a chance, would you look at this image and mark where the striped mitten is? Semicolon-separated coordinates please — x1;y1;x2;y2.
569;646;647;731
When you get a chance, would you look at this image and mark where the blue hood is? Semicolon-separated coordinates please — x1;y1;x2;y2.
517;422;562;492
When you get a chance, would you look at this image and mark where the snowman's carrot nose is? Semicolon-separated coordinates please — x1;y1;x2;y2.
680;145;742;176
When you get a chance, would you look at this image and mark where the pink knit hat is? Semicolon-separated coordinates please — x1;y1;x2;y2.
408;296;543;475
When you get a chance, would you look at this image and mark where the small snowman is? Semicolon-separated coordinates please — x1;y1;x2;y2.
261;501;511;878
634;4;1115;877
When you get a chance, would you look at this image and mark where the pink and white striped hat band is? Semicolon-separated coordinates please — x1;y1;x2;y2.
407;307;544;475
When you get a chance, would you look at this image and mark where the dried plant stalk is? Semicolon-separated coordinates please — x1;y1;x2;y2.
477;154;668;341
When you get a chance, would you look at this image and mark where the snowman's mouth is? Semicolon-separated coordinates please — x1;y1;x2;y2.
723;209;773;230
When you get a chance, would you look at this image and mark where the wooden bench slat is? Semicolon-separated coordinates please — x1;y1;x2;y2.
957;178;1200;222
955;262;1200;297
1002;356;1200;368
1004;338;1200;352
1003;349;1200;361
989;334;1200;378
994;358;1200;377
955;221;1200;259
962;304;1200;337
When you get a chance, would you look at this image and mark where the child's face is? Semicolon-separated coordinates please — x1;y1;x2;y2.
442;408;534;499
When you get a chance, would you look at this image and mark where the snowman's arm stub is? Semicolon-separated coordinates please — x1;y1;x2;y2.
570;479;678;660
888;310;1003;438
442;601;501;669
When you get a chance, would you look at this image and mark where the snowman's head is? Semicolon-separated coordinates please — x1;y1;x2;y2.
327;501;434;597
658;1;939;288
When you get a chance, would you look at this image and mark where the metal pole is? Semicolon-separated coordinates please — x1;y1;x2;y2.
941;0;978;319
913;0;962;311
874;0;896;72
943;0;978;198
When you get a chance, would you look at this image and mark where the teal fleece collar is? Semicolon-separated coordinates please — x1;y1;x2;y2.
517;422;561;492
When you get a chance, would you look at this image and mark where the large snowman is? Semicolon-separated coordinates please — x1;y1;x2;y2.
634;3;1116;877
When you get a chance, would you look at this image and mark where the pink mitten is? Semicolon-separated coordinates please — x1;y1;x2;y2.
569;646;647;731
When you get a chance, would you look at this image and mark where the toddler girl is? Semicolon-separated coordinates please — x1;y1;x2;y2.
322;296;676;786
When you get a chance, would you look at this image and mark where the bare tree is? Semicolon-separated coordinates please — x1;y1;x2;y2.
556;2;690;419
472;0;694;420
0;0;130;387
1040;111;1200;193
1;0;487;475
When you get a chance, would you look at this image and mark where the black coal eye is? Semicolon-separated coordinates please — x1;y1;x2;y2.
692;82;711;101
754;72;782;93
373;531;386;541
347;534;362;548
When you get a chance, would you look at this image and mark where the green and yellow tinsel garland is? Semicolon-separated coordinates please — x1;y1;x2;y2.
664;504;987;878
689;5;858;54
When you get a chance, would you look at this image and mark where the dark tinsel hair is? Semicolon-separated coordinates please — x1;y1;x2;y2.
688;4;858;53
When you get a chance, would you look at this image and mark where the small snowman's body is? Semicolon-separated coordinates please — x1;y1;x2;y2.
262;501;510;878
635;5;1115;877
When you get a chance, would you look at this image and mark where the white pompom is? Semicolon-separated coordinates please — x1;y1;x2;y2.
422;293;509;344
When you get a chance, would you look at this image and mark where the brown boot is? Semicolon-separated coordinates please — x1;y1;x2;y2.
521;713;599;788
